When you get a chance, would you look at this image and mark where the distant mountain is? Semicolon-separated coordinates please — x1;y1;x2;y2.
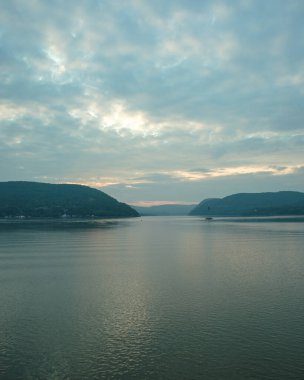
133;204;196;216
0;181;139;218
189;191;304;216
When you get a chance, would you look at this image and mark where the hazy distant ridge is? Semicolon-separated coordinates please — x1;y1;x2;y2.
0;181;139;218
189;191;304;216
133;204;196;216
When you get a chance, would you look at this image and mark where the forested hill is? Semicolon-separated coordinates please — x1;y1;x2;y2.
189;191;304;216
0;181;139;218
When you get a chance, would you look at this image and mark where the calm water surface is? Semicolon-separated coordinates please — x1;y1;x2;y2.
0;216;303;379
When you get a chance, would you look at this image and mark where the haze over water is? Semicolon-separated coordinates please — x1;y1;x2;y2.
0;217;304;379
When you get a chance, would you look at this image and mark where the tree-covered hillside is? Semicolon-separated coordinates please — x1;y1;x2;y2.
189;191;304;216
0;181;139;218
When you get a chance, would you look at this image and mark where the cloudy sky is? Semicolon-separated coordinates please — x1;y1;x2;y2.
1;0;304;205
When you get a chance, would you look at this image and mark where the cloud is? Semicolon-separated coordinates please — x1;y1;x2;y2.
0;0;303;203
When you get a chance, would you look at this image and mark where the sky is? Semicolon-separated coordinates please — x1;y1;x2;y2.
1;0;304;206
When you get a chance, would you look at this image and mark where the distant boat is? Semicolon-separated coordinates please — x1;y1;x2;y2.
205;217;213;221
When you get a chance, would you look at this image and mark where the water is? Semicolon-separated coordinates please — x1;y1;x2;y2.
0;216;303;379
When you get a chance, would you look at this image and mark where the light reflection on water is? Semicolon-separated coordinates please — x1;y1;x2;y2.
0;216;304;379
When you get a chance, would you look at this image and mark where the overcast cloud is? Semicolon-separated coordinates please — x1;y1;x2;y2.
1;0;303;204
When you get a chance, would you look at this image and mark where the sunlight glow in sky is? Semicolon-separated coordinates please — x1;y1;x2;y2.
1;0;303;204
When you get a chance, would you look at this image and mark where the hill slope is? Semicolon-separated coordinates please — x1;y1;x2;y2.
189;191;304;216
0;181;139;218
